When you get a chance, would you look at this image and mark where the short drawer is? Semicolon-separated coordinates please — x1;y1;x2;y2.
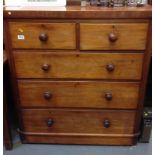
21;109;136;135
80;23;148;50
18;80;140;109
14;51;143;80
9;22;76;49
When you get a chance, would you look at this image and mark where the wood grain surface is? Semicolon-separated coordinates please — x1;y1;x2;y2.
13;51;144;80
3;5;152;19
18;80;140;109
22;135;138;145
9;22;76;49
21;109;136;134
80;23;148;50
3;5;152;146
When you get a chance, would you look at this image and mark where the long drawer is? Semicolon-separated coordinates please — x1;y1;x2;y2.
21;109;136;135
18;80;140;109
13;51;143;80
9;22;76;49
80;23;148;50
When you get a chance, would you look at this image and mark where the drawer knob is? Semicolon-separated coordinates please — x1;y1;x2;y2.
106;64;115;72
103;120;111;128
109;32;118;42
42;64;50;71
47;118;54;127
44;92;52;100
39;33;48;42
105;92;112;101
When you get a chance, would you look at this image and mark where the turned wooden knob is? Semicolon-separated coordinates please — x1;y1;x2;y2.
103;120;110;128
105;92;112;101
39;33;48;42
47;119;54;127
42;64;50;71
106;64;115;72
109;32;118;42
44;92;52;100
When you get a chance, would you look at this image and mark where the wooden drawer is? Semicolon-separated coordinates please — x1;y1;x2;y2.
14;51;143;80
80;23;148;50
9;22;76;49
18;80;140;109
21;109;136;135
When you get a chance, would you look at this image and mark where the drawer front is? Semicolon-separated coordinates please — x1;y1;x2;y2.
14;52;143;80
21;109;136;134
18;80;140;109
9;22;76;49
80;23;148;50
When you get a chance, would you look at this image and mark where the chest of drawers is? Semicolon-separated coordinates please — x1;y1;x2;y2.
4;5;152;145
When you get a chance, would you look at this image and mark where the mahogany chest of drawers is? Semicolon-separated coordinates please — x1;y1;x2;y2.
4;5;152;145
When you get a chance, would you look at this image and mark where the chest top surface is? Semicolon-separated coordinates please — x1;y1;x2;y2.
3;5;152;19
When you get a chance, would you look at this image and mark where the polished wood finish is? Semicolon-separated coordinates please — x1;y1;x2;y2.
43;91;52;100
39;33;48;42
148;0;152;5
4;5;152;146
80;23;148;50
108;32;118;43
18;80;140;109
103;120;111;128
47;118;54;127
22;134;138;145
9;22;76;49
21;109;136;134
134;21;152;134
3;5;152;19
41;64;50;72
105;92;113;101
13;52;143;80
106;64;115;72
